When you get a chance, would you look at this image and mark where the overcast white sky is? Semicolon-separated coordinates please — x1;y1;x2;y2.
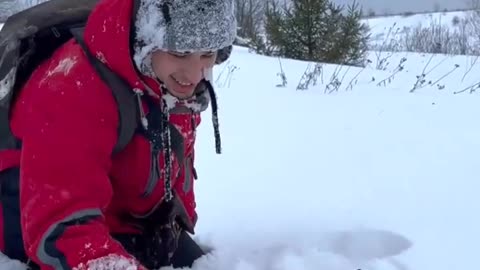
333;0;469;13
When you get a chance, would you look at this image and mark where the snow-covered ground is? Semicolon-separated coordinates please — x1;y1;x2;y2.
365;10;466;34
189;46;480;270
1;10;480;270
364;10;471;49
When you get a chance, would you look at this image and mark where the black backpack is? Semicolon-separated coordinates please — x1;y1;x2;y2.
0;0;139;154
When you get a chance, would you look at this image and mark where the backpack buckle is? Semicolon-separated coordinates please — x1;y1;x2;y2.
51;27;60;38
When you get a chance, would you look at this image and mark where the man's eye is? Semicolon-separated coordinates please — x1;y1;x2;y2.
168;51;214;58
202;51;215;58
169;51;191;57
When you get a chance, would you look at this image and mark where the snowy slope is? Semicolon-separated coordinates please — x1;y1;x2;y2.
364;10;470;48
189;47;480;270
365;10;466;33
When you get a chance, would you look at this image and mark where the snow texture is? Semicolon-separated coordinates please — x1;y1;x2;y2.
0;67;16;100
190;45;480;270
0;252;26;270
365;10;468;48
161;91;206;113
72;254;140;270
133;0;236;76
49;57;77;76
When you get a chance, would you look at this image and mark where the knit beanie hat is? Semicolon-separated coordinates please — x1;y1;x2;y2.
133;0;237;76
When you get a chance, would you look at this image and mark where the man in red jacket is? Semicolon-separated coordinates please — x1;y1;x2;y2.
0;0;236;269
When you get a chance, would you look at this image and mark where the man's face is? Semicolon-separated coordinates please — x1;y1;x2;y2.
151;50;217;99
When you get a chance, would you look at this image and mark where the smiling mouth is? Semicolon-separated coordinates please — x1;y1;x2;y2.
171;75;193;87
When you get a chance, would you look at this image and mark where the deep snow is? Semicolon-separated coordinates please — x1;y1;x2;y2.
188;47;479;270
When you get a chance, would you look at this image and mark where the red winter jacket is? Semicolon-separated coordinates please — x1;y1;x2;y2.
0;0;204;269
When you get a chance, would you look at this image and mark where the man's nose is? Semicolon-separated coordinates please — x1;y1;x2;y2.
183;58;207;83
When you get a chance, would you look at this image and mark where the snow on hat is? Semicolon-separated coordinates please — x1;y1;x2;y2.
133;0;237;75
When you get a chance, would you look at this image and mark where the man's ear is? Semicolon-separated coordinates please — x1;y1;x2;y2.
215;45;233;64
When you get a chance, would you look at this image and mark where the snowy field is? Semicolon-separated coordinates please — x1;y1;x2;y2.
365;10;467;34
1;11;480;270
190;46;480;270
364;10;470;48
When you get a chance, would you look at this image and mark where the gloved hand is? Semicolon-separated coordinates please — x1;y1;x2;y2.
154;195;194;260
120;193;194;270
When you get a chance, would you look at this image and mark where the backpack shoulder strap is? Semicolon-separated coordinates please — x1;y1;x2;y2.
0;0;100;151
70;27;138;154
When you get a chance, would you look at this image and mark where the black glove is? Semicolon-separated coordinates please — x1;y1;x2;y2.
153;195;195;260
115;194;194;270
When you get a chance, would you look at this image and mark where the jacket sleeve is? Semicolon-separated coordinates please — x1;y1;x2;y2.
12;67;143;270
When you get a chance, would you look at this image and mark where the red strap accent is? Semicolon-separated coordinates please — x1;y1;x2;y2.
0;150;21;172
